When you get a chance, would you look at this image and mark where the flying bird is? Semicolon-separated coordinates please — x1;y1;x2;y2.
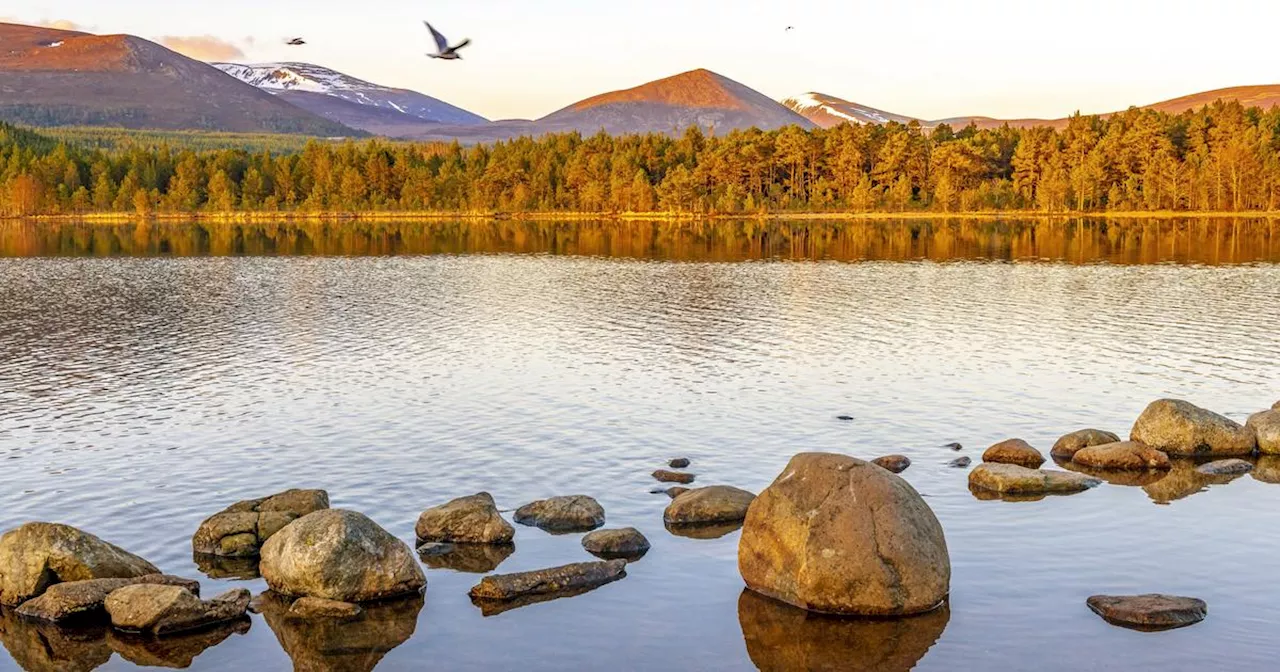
286;38;306;46
424;21;470;60
785;26;795;31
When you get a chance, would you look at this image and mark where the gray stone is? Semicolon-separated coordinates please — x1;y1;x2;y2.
948;457;972;469
669;458;691;469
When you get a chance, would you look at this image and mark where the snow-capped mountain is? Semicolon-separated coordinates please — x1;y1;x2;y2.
212;62;486;126
782;92;919;128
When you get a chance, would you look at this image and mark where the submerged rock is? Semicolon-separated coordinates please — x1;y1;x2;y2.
260;509;425;603
664;486;756;525
105;585;249;636
192;489;329;558
982;439;1045;469
669;458;691;469
0;522;159;607
943;442;963;451
739;589;950;672
1130;399;1256;456
1059;461;1169;487
968;463;1101;495
871;455;912;474
1196;459;1254;476
739;453;949;616
16;575;200;623
1087;594;1207;631
948;457;972;469
414;492;514;544
581;528;650;561
652;470;696;484
257;590;422;672
1051;429;1121;460
416;542;514;574
1072;442;1171;470
1247;410;1280;455
468;560;627;605
287;596;362;621
664;486;691;499
513;495;606;533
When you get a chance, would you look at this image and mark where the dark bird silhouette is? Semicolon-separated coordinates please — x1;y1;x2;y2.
424;21;470;60
286;38;306;46
785;26;795;31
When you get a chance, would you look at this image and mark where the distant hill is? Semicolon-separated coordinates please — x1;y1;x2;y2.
0;23;358;136
781;93;917;127
212;62;486;137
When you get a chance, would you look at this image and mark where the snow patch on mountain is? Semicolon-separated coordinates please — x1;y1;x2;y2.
783;92;916;127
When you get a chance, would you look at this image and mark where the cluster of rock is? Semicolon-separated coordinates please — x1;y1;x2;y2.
192;489;329;558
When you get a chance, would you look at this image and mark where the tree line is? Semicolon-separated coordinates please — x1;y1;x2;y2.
3;99;1280;217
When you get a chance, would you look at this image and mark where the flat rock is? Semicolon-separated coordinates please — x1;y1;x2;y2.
968;463;1101;495
287;596;362;621
739;453;949;616
414;492;514;544
1087;594;1207;631
1130;399;1256;456
260;509;425;603
1196;459;1254;476
192;489;329;558
15;574;200;623
982;439;1046;469
0;522;159;607
1051;429;1121;459
1247;410;1280;455
669;458;691;469
948;457;972;469
871;455;911;473
416;542;514;573
105;585;249;636
943;442;963;451
1072;442;1171;470
664;486;757;525
468;560;627;602
581;528;650;560
513;496;605;532
652;470;696;484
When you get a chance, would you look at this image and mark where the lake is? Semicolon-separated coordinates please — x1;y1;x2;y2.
0;218;1277;671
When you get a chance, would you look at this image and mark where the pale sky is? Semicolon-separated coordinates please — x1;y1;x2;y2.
6;0;1280;121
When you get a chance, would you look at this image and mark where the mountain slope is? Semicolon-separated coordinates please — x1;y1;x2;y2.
782;93;918;127
0;23;358;135
212;62;486;133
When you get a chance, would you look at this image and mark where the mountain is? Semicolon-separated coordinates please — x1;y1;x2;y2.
782;93;918;127
0;23;358;136
212;62;486;137
1142;85;1280;115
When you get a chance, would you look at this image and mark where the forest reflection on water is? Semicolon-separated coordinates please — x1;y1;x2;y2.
1;217;1278;263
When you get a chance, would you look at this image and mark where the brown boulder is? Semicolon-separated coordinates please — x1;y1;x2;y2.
1087;594;1206;631
968;463;1101;495
259;510;425;603
105;585;249;636
1130;399;1256;456
1247;410;1280;455
982;439;1045;468
468;560;627;603
581;528;650;560
513;495;605;532
16;574;200;623
665;486;757;525
652;470;696;484
738;453;949;616
0;523;159;607
871;455;911;473
192;489;329;558
414;492;514;544
1072;442;1171;470
1051;429;1121;459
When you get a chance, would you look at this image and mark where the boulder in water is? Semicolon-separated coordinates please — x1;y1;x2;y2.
105;585;249;636
1051;429;1121;459
948;457;972;469
1247;410;1280;455
982;439;1045;469
664;486;756;525
652;470;696;484
192;489;329;558
1072;442;1171;470
871;455;911;473
1087;594;1206;631
0;522;159;607
414;492;514;544
581;528;650;560
513;496;606;533
669;458;691;469
1130;399;1256;456
16;575;200;623
968;463;1101;495
468;560;627;602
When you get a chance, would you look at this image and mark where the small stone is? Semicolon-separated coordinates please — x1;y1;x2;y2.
664;486;756;525
668;458;691;469
1072;442;1171;470
468;560;627;602
836;415;854;421
15;575;201;623
1087;594;1207;631
652;470;696;484
1051;429;1122;459
1247;410;1280;455
982;439;1046;469
582;528;650;560
105;585;250;636
414;492;514;544
665;487;690;499
1195;459;1254;476
287;597;362;621
968;463;1101;495
513;495;606;533
1131;399;1256;456
871;455;911;473
949;457;972;469
943;442;963;451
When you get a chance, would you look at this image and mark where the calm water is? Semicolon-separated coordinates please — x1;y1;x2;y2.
0;219;1278;671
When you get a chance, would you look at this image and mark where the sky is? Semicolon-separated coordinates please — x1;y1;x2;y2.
5;0;1280;122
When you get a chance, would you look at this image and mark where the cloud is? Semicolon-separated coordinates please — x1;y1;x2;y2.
158;35;245;61
0;17;85;31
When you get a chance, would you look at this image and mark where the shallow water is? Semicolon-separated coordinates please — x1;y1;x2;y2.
0;219;1277;671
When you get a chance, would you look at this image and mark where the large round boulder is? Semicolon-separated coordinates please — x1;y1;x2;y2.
1247;410;1280;455
192;489;329;558
260;510;425;603
1051;429;1121;460
982;439;1045;468
664;486;757;525
414;492;514;544
1130;399;1256;456
738;453;949;616
1072;442;1171;470
0;523;159;607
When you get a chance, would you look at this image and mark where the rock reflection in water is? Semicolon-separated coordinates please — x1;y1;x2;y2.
0;608;248;671
1252;456;1280;484
256;591;423;672
1144;459;1252;505
1056;460;1170;487
664;520;744;540
417;543;514;574
738;590;949;672
193;552;261;580
470;584;604;618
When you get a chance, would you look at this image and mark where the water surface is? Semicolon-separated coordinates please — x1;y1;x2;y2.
0;219;1277;671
